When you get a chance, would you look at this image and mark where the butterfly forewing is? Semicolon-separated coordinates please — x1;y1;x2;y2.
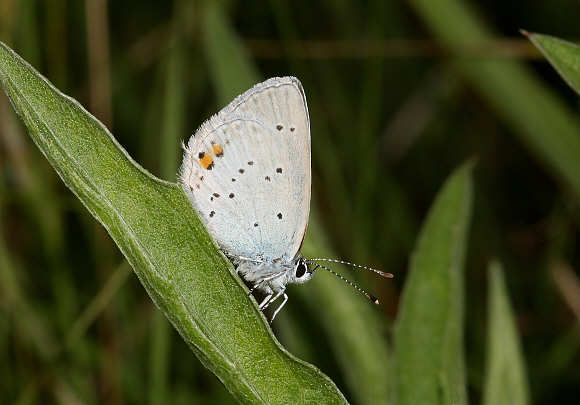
180;77;311;263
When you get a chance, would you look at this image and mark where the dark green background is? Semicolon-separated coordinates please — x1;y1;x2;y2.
1;1;579;404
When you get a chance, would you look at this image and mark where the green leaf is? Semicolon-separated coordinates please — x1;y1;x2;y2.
523;31;580;96
483;261;530;405
0;41;348;405
394;162;473;405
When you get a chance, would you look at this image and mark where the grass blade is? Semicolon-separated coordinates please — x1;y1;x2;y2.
483;261;530;405
394;162;473;405
522;31;580;96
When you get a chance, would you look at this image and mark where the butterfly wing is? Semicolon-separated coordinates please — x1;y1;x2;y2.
180;77;311;263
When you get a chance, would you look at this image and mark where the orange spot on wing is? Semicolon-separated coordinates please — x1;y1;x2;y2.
198;152;214;169
212;143;224;156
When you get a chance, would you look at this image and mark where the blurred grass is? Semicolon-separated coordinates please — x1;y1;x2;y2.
483;261;530;405
409;0;580;204
394;162;473;405
1;0;580;404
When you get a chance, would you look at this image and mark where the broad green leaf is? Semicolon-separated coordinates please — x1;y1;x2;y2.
523;31;580;96
0;41;348;405
483;261;530;405
394;162;473;405
407;0;580;204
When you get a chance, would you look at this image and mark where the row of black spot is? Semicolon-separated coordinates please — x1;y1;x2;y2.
207;210;283;224
229;165;283;184
275;124;296;132
208;167;283;202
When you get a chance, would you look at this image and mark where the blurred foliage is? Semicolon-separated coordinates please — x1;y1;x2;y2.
1;0;580;404
524;31;580;96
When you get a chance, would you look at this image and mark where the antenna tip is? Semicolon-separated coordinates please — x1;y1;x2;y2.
367;293;380;305
379;271;394;278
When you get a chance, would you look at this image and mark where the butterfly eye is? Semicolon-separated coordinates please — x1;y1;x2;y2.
295;260;308;278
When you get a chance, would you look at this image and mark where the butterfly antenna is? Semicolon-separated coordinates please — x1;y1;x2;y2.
307;261;384;305
308;258;393;278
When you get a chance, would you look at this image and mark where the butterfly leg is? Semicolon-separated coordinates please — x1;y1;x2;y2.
259;288;285;315
248;285;256;296
270;293;288;323
258;293;273;309
262;289;285;309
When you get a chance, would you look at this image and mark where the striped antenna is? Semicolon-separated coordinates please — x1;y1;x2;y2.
308;258;393;278
306;259;393;305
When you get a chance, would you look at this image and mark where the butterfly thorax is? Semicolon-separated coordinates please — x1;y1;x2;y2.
235;256;314;295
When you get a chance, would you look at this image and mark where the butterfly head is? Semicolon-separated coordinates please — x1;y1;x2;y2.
290;257;315;284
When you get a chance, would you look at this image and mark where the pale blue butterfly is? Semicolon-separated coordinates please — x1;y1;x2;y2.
180;77;392;321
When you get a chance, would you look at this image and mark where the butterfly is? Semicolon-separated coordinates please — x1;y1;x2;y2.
180;77;391;321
